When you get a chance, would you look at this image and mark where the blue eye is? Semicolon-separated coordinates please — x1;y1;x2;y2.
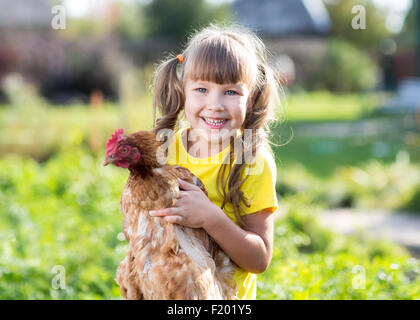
226;90;238;96
197;88;207;93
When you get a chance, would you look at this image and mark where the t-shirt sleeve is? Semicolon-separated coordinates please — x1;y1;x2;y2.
239;148;279;215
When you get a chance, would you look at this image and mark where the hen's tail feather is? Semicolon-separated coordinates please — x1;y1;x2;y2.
213;249;238;299
116;253;143;300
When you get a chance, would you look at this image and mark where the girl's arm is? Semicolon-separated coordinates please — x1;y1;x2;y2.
203;205;274;274
149;178;274;273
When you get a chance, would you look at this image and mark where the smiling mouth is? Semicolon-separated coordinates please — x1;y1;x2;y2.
201;117;228;127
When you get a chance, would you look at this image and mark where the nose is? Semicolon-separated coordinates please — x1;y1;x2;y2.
206;93;225;111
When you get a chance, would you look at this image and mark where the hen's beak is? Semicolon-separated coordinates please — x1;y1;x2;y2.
103;154;116;166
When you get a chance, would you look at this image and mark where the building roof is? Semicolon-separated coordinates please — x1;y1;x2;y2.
233;0;331;37
0;0;52;27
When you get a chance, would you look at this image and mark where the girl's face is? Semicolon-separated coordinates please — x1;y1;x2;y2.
183;78;250;145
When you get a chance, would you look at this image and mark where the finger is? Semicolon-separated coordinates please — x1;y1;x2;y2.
149;208;179;217
178;178;199;191
176;190;188;199
164;215;183;224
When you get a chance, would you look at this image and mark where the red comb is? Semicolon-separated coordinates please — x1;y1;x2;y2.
106;128;124;157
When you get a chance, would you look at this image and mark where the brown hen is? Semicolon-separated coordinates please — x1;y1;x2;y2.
103;128;237;299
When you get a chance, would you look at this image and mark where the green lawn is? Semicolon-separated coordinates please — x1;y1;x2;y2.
271;118;420;179
278;91;382;121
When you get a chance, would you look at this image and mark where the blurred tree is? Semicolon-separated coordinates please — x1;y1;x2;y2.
144;0;232;42
307;39;378;92
323;0;392;49
115;1;148;41
409;0;420;75
401;2;415;33
46;0;63;5
396;0;420;76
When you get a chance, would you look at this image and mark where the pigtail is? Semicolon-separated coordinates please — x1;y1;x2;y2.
244;63;278;137
217;62;281;227
152;55;185;137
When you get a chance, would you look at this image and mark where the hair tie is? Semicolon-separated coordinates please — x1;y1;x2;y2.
176;54;184;63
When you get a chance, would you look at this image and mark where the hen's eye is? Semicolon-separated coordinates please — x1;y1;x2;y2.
122;147;128;153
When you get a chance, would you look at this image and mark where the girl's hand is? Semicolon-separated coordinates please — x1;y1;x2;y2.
149;178;216;228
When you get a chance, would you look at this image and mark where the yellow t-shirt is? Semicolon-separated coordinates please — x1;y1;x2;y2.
165;126;278;299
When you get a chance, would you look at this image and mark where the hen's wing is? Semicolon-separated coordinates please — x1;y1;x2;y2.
171;165;208;197
169;165;238;298
161;165;234;271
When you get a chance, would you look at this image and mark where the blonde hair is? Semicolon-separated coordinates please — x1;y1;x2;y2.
152;23;282;226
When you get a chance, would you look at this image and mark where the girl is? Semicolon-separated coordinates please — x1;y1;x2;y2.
149;23;281;300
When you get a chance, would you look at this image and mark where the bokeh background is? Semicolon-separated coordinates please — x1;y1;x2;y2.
1;0;420;299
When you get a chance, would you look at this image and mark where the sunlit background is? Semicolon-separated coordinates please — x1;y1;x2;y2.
0;0;419;299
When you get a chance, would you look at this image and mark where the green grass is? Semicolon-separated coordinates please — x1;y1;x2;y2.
0;97;154;160
258;195;420;299
279;91;381;122
0;147;127;299
274;155;420;213
270;116;420;179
